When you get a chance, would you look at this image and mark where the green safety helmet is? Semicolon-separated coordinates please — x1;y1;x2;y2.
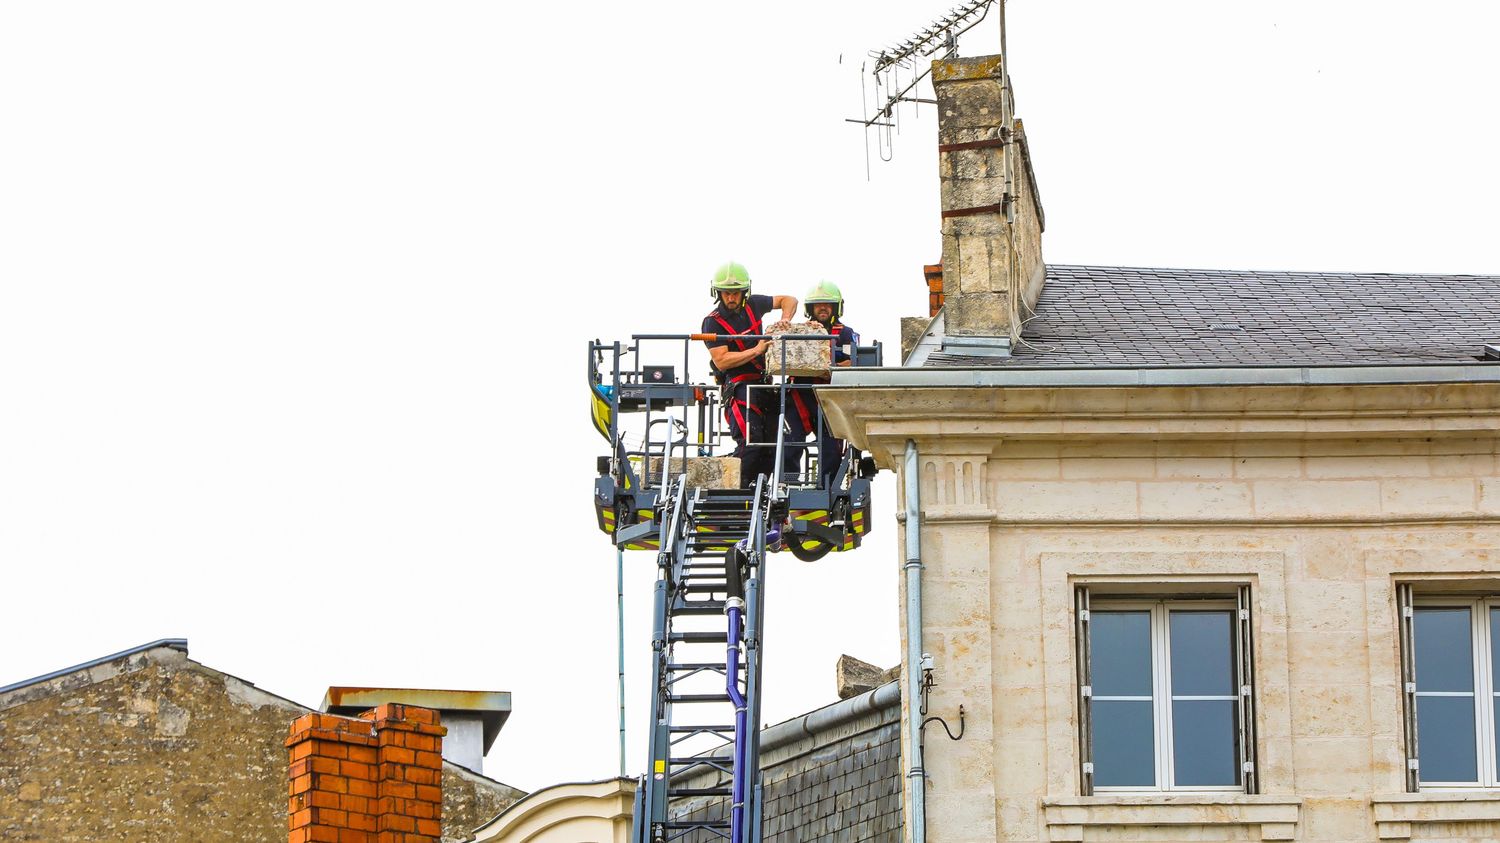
709;262;751;299
803;280;843;320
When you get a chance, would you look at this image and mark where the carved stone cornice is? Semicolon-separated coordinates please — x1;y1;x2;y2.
819;382;1500;472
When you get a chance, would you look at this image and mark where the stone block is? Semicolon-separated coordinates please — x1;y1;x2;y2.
1289;684;1369;736
1380;477;1477;516
1482;477;1500;515
1138;481;1253;519
944;291;1010;338
835;655;898;700
1306;455;1431;479
1253;480;1381;518
648;456;741;490
1059;457;1155;480
1156;457;1235;479
764;321;830;378
992;480;1138;521
1430;453;1498;476
901;316;931;363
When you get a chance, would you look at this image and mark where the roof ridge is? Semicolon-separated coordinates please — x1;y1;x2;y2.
1046;263;1500;280
0;638;188;696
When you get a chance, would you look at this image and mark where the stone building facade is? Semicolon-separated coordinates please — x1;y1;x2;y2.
0;640;522;842
822;48;1500;843
824;374;1500;843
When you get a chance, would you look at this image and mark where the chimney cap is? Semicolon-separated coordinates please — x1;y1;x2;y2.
322;686;512;752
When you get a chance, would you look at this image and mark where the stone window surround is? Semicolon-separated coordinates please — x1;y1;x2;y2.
1048;564;1288;798
1042;794;1302;841
1402;579;1500;791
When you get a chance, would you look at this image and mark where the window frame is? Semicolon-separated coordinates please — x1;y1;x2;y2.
1077;586;1257;796
1406;593;1500;790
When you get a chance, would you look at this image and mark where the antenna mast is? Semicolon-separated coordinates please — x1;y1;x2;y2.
848;0;997;172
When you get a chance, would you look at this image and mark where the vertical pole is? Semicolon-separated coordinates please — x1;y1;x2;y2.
617;545;627;777
903;441;926;843
643;571;670;834
774;337;789;492
744;477;769;843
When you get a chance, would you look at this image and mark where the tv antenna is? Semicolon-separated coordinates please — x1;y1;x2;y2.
848;0;999;175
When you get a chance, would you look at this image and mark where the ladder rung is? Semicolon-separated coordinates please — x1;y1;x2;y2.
667;662;726;671
669;786;732;797
668;723;734;732
669;631;727;643
673;604;727;615
664;821;731;829
667;693;731;703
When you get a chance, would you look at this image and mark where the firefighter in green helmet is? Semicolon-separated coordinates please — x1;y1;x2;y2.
700;262;798;487
783;280;859;488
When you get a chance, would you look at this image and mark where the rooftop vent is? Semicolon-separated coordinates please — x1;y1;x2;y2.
322;687;511;774
1485;344;1500;360
1209;323;1244;332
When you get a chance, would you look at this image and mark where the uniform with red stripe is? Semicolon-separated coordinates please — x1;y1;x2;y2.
702;293;777;486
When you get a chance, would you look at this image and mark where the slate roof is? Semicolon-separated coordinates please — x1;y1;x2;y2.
670;686;902;842
925;264;1500;367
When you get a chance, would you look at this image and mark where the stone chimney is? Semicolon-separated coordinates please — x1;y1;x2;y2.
933;54;1045;349
287;703;446;843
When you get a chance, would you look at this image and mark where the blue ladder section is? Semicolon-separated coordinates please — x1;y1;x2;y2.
636;478;773;843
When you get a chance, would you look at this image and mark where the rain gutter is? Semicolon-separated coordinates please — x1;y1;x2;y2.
830;362;1500;389
757;680;902;756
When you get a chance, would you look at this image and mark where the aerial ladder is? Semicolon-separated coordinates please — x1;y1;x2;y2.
588;332;881;843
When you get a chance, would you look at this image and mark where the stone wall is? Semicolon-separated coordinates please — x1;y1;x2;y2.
0;645;522;842
979;435;1500;843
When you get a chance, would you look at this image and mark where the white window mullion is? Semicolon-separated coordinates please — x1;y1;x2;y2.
1471;599;1492;789
1155;602;1174;790
1481;598;1498;788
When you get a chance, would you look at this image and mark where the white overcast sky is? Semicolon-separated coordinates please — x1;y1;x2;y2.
2;2;1497;792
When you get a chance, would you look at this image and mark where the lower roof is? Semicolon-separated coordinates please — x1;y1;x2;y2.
925;264;1500;368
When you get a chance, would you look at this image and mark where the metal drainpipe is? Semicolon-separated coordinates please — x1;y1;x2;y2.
903;440;927;843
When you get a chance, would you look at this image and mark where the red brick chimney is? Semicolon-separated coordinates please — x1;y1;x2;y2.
924;264;944;317
287;703;446;843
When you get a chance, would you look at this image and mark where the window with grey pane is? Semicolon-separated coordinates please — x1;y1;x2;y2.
1400;591;1500;789
1075;587;1256;794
